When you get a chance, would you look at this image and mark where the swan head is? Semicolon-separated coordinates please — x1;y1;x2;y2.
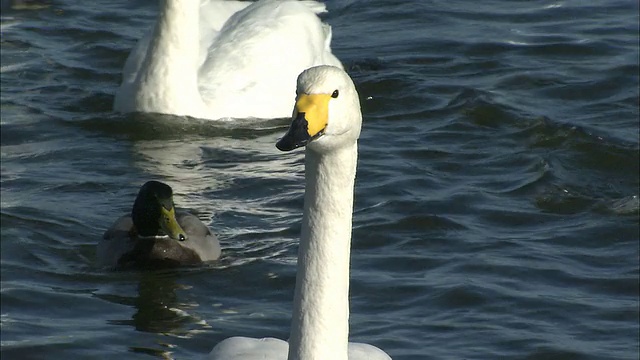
276;65;362;153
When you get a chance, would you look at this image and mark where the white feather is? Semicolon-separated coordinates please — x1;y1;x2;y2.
207;66;391;360
114;0;343;120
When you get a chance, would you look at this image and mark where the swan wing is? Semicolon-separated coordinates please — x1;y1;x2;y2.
348;342;393;360
208;337;288;360
207;337;392;359
198;0;252;66
197;0;343;119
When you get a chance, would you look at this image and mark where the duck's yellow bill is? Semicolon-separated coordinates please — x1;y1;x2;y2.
159;206;188;241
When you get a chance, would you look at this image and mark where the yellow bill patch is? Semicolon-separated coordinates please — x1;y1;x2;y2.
159;206;187;241
295;93;332;137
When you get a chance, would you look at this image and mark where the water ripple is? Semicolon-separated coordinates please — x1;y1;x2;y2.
1;1;638;359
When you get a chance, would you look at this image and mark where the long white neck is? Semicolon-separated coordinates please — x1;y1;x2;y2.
134;0;202;116
288;143;358;360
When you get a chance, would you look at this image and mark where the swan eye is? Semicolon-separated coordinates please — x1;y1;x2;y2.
331;90;339;98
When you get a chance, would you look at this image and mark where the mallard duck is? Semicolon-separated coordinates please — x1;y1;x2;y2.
98;180;221;269
113;0;343;120
208;66;392;359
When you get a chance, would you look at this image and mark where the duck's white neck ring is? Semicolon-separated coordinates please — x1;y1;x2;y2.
136;235;170;240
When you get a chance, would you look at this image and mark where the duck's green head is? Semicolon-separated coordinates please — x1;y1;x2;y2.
131;181;188;241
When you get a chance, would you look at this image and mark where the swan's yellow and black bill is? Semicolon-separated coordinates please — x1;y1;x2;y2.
159;206;188;241
276;93;331;151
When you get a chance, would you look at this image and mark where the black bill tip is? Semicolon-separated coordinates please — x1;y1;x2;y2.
276;112;311;152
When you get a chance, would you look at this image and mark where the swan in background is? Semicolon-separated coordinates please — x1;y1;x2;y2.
114;0;343;120
208;66;391;359
98;180;221;269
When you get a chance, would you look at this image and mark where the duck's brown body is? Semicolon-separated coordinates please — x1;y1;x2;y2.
98;181;221;269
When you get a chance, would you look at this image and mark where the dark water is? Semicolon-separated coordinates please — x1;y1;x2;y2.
1;1;638;359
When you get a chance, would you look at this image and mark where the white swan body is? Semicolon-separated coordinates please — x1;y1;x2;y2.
114;0;343;120
208;66;391;359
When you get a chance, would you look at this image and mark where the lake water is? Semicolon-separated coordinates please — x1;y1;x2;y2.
1;1;638;359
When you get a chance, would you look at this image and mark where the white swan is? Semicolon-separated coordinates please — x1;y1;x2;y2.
208;66;391;359
113;0;343;120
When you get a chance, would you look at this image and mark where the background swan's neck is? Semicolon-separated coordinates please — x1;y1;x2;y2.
288;143;358;360
134;0;202;115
